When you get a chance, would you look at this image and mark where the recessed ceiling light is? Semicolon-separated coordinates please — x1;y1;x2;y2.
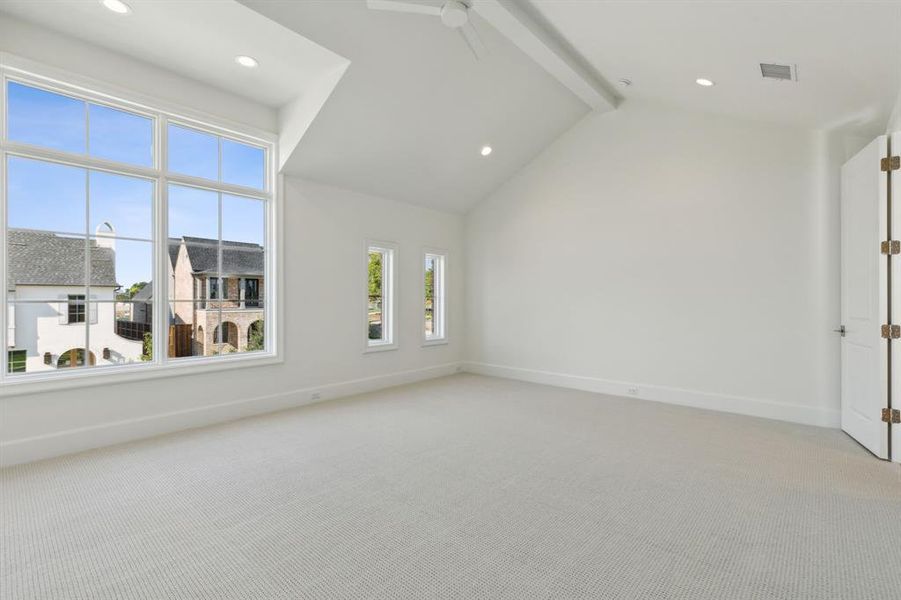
695;78;715;87
100;0;131;14
480;146;492;157
235;55;259;69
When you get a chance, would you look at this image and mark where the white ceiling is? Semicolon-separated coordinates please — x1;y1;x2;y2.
0;0;345;108
241;0;591;213
530;0;901;136
3;1;900;215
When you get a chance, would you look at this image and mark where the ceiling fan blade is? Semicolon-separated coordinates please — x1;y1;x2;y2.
459;21;487;60
366;0;442;17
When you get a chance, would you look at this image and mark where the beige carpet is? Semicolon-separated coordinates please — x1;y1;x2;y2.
2;374;900;599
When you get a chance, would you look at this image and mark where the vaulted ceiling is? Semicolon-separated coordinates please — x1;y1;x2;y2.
240;0;594;213
2;0;900;215
530;0;901;137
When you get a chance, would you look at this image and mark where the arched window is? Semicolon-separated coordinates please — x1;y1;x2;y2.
212;322;239;353
57;348;96;368
247;320;264;352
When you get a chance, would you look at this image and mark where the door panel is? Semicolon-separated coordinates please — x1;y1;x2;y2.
840;135;888;459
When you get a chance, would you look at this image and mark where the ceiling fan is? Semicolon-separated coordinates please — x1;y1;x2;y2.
366;0;487;60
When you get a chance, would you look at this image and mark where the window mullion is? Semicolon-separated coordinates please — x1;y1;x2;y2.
0;142;161;181
156;115;168;366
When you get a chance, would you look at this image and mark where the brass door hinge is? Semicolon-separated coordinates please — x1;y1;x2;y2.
881;324;901;339
881;240;901;255
881;408;901;424
882;156;901;172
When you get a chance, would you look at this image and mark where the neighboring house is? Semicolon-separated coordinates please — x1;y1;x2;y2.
170;236;264;356
6;227;143;374
131;282;153;325
128;239;183;327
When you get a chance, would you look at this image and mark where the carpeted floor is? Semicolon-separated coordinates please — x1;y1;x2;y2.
1;374;900;599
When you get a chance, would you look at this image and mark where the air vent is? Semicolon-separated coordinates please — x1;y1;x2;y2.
760;63;797;81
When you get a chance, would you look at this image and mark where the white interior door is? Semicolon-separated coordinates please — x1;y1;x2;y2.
892;131;901;464
840;135;888;459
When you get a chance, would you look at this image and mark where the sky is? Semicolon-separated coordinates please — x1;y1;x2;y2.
6;82;266;294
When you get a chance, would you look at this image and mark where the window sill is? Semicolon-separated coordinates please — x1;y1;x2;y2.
422;338;449;347
364;343;398;354
0;352;282;398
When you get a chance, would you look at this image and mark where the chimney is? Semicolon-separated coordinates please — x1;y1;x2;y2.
95;222;116;251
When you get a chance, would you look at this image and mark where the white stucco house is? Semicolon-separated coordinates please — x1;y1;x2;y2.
6;227;144;374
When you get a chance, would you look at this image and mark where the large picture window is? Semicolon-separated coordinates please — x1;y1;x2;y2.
1;70;276;386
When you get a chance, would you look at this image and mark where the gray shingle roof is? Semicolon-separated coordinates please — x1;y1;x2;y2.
168;238;180;269
132;282;153;301
7;229;117;292
181;237;264;276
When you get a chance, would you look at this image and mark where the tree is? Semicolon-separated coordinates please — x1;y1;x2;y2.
247;321;264;352
118;281;148;301
141;332;152;362
368;252;382;297
424;266;434;302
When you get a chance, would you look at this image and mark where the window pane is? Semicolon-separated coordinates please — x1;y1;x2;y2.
238;316;265;354
90;301;147;367
168;184;218;242
368;250;384;342
425;256;435;337
7;157;86;234
222;138;265;190
7;81;85;153
102;239;152;300
7;230;88;299
221;195;265;326
7;350;27;374
9;302;87;373
90;171;153;240
88;103;153;166
169;301;218;359
244;278;261;308
115;299;153;359
222;194;264;245
168;124;218;180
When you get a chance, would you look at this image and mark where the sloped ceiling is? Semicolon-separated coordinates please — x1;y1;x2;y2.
530;0;901;137
242;0;591;214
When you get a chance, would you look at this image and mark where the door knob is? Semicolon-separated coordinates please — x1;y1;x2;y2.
833;326;846;336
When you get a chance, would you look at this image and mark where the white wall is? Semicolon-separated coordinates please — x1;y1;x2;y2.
889;83;901;133
1;178;464;465
0;13;276;133
465;100;843;427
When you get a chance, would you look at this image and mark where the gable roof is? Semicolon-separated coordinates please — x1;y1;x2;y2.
181;237;264;276
132;282;153;301
167;238;180;269
7;229;117;292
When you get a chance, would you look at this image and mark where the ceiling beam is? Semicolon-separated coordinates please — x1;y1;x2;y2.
472;0;617;112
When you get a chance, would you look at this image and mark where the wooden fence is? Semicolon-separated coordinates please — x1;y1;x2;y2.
168;324;194;358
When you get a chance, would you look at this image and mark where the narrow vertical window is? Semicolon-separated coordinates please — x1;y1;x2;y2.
423;251;447;344
367;243;396;350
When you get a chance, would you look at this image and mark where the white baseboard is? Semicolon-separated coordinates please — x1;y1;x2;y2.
464;361;841;429
0;362;462;467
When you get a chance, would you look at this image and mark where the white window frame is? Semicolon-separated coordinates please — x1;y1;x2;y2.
365;240;397;353
0;58;281;395
422;249;447;346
